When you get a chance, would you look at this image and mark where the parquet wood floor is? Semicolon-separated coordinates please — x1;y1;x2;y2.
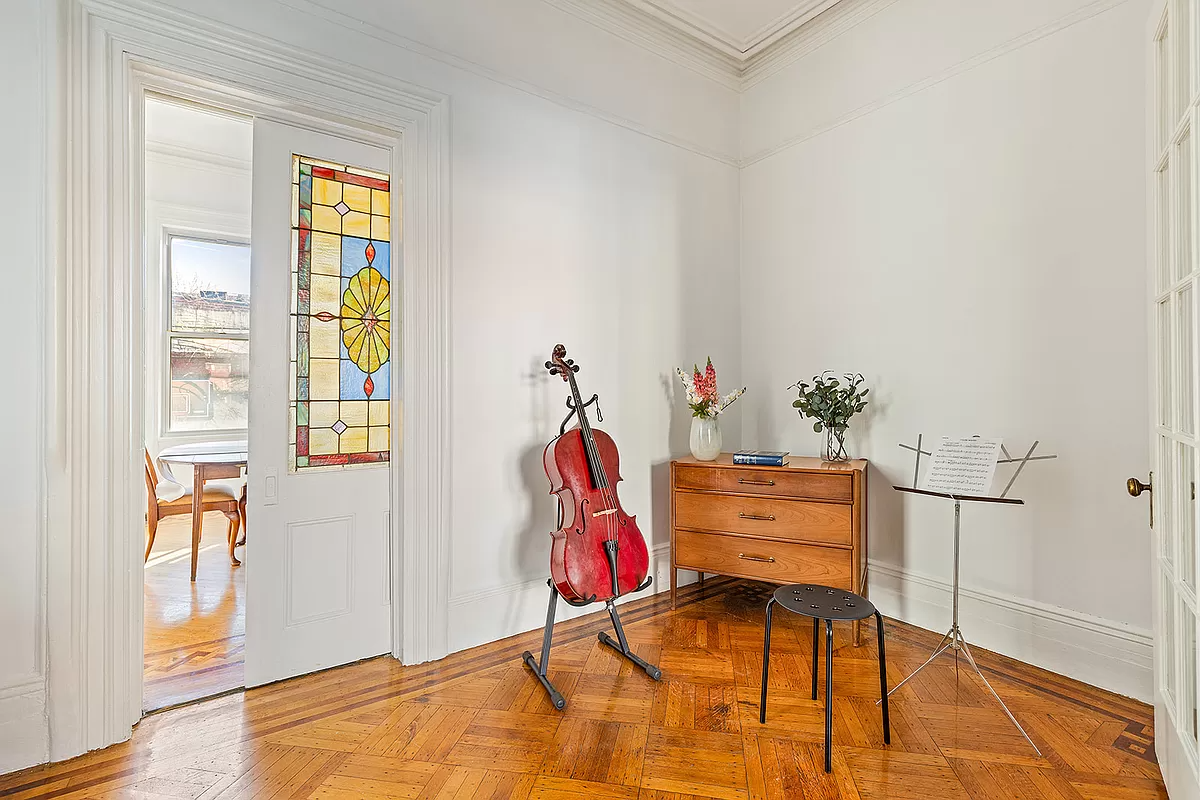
4;578;1166;799
143;515;245;712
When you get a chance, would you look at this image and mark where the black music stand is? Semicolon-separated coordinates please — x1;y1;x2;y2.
880;436;1057;756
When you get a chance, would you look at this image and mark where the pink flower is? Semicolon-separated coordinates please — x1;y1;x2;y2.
692;364;716;403
679;358;743;419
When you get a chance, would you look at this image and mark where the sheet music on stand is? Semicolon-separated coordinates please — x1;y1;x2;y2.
920;437;1002;496
883;434;1058;755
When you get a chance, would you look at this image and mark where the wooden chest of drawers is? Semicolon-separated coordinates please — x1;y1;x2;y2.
670;454;868;633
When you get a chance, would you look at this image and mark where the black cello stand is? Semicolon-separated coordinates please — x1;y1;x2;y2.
520;394;663;710
520;575;660;710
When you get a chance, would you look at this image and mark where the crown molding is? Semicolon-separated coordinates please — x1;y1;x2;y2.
741;0;898;88
144;140;252;177
541;0;743;89
616;0;841;59
543;0;895;93
741;0;845;55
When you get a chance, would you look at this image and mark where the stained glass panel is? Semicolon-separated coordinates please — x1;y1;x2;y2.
289;154;394;472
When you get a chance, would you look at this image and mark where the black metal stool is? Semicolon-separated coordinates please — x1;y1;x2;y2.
760;583;890;772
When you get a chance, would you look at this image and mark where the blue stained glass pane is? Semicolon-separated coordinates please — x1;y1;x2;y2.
339;357;389;401
371;241;391;281
300;174;312;207
342;236;370;276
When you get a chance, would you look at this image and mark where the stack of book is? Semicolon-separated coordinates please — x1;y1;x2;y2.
732;450;789;467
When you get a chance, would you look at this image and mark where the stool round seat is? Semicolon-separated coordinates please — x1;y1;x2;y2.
760;582;890;773
774;584;875;621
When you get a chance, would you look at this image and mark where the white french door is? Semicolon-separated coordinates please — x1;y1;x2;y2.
244;119;395;686
1150;1;1200;796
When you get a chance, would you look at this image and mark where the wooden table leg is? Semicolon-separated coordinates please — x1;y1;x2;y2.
190;464;205;582
227;511;241;566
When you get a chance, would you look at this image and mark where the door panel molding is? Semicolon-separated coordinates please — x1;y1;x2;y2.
285;516;354;628
49;0;450;762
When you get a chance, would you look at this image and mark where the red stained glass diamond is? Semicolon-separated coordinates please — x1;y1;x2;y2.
364;375;374;398
365;242;376;264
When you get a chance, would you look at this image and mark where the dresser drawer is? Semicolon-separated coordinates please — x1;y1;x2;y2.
674;530;852;588
675;492;851;546
674;464;852;502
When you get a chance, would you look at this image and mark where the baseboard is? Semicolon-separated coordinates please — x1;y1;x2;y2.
447;543;695;653
0;674;48;774
868;560;1154;703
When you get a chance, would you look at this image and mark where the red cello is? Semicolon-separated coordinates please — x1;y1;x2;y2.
543;344;650;603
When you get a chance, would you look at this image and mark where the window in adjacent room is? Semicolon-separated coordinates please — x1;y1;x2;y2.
165;235;251;433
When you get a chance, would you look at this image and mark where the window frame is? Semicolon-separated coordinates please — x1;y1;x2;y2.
160;230;252;439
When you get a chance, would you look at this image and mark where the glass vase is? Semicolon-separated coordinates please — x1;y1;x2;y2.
822;428;849;462
689;415;722;461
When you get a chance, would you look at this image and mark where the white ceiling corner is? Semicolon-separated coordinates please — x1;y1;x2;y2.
544;0;871;91
614;0;844;59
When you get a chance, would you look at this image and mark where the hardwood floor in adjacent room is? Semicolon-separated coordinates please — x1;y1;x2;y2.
143;514;245;713
3;578;1165;799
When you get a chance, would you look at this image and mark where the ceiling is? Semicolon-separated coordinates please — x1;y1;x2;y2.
146;97;252;164
614;0;844;59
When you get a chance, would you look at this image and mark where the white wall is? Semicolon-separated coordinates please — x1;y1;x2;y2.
740;0;1155;699
445;95;740;648
0;0;52;774
3;0;1162;774
142;100;252;462
135;0;744;651
1;0;741;771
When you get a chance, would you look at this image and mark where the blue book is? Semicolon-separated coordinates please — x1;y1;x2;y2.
732;450;789;467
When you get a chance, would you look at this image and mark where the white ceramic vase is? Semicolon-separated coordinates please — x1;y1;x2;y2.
689;415;722;461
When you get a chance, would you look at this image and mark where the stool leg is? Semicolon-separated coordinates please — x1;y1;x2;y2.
811;616;819;700
760;599;775;724
876;611;891;744
824;619;834;773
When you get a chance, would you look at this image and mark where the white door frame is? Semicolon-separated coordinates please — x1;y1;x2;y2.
47;0;451;762
1148;0;1200;795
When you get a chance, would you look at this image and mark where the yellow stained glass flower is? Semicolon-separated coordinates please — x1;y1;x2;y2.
341;266;390;377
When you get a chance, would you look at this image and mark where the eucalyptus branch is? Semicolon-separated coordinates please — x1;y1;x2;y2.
789;371;869;435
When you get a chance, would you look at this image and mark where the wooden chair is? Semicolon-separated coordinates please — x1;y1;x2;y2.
144;449;242;562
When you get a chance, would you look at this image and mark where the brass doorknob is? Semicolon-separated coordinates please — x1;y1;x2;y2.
1127;477;1152;497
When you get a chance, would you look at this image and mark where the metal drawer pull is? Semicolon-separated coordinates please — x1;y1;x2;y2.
738;553;776;563
738;478;776;486
738;512;776;521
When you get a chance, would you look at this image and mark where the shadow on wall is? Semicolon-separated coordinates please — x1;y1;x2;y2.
757;371;910;600
847;378;909;594
647;370;688;557
504;358;559;635
650;369;701;589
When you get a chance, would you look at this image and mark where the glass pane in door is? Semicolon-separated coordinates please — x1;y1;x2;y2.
1163;299;1175;427
1181;442;1197;592
1161;20;1172;151
1164;435;1177;571
1166;582;1179;706
1161;164;1174;293
1180;285;1196;435
1179;130;1194;284
1180;1;1193;129
1181;603;1198;752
